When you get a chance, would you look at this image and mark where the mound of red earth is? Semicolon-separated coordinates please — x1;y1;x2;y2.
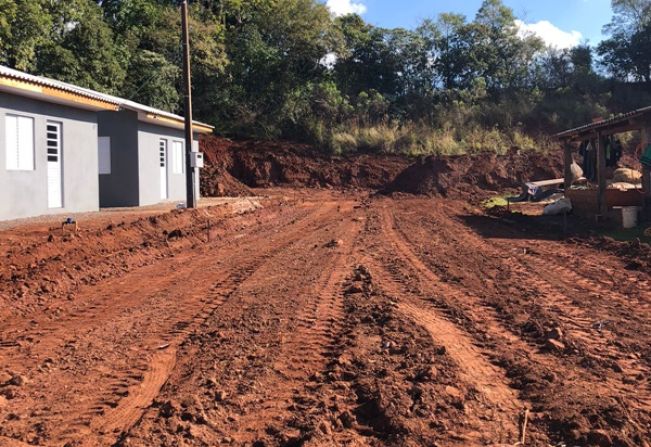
199;137;410;193
199;140;254;197
200;167;254;197
383;150;564;199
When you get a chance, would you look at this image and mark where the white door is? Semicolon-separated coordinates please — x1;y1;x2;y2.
159;139;168;200
47;122;63;208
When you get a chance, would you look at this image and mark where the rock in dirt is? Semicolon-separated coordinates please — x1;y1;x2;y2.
345;283;364;295
0;371;12;384
166;229;184;240
325;239;343;248
545;338;566;352
8;374;27;387
444;385;463;399
546;327;564;341
587;429;613;446
158;400;180;418
318;420;332;435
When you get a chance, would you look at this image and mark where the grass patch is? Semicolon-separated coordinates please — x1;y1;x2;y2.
325;123;552;156
482;196;510;209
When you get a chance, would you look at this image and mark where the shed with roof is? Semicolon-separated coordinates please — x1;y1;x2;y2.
556;107;651;222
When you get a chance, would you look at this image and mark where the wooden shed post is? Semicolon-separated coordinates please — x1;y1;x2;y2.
596;134;608;216
563;141;573;190
642;124;651;200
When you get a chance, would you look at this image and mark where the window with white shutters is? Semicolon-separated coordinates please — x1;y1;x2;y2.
5;115;34;171
172;141;184;174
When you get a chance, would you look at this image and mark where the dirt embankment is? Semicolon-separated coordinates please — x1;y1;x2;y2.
200;137;410;194
382;150;564;198
200;137;564;201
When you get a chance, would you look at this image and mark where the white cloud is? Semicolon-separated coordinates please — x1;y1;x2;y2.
326;0;367;17
515;19;582;50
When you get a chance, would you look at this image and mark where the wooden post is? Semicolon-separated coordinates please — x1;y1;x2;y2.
563;140;573;191
596;134;608;216
181;0;197;209
642;124;651;200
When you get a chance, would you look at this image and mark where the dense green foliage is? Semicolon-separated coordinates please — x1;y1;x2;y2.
0;0;650;154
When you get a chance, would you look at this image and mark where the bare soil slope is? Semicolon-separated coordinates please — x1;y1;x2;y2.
200;137;410;193
200;137;564;203
382;150;564;198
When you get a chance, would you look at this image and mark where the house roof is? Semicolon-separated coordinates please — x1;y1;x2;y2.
0;65;214;133
555;105;651;141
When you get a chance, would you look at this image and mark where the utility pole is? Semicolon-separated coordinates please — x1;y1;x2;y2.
181;0;197;208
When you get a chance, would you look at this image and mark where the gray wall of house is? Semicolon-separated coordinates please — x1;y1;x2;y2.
97;110;140;207
0;92;99;221
137;123;199;207
98;114;201;207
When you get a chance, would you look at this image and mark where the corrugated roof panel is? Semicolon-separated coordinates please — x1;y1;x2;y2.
556;105;651;139
0;65;214;130
0;65;121;105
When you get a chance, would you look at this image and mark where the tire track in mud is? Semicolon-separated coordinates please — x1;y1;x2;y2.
84;347;178;446
396;302;520;443
366;210;524;445
397;202;651;409
117;203;365;446
380;201;651;445
71;202;353;446
227;215;364;444
0;201;352;446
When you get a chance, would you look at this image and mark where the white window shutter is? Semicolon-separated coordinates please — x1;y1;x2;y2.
5;115;34;171
18;116;34;170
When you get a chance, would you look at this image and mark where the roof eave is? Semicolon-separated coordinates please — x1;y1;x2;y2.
139;111;214;134
555;106;651;141
0;76;120;112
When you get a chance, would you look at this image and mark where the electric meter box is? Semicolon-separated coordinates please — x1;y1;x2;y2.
190;152;204;168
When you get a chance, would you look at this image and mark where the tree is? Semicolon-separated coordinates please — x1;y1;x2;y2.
0;0;18;65
599;0;651;81
470;0;543;92
605;0;651;35
39;1;128;94
121;50;180;111
430;13;473;90
0;0;52;71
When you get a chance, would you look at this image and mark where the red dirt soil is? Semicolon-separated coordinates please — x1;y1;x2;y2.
200;137;411;193
199;137;564;203
382;149;564;198
0;188;650;447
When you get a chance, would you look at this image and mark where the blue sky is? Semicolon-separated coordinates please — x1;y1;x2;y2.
325;0;614;48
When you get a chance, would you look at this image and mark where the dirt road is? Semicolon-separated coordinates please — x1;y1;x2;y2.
0;191;649;447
